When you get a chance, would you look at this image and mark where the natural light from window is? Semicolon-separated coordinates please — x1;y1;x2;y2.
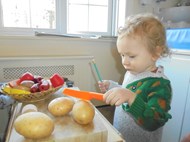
1;0;56;29
68;0;108;33
0;0;126;36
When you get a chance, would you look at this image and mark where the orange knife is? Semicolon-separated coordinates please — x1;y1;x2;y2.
63;88;103;101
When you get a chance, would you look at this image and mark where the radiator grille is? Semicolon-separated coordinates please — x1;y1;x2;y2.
0;56;93;91
3;65;74;80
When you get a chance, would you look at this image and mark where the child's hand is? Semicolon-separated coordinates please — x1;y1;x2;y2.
98;80;110;93
103;87;136;106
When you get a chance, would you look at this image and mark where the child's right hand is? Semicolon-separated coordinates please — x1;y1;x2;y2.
98;80;110;93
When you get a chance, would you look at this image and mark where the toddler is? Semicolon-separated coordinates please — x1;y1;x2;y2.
98;13;172;142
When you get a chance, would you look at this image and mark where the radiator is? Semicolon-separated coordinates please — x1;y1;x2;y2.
0;56;94;91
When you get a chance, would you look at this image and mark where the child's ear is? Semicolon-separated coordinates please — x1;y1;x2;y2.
152;46;163;61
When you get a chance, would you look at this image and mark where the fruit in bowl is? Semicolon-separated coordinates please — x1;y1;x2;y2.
20;72;35;82
50;73;65;88
1;72;65;102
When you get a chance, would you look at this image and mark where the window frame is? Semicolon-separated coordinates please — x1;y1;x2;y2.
0;0;124;37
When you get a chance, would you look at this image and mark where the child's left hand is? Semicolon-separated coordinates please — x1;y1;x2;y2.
103;87;136;106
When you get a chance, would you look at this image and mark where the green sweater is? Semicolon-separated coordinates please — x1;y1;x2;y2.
122;77;172;131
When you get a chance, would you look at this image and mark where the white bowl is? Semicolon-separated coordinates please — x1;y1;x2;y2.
159;6;190;22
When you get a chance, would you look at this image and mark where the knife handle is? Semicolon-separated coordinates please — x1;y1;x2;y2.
89;92;103;101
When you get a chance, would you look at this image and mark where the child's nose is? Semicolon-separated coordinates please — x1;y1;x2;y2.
122;57;130;65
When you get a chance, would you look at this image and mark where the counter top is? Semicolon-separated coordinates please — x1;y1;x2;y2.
5;87;125;142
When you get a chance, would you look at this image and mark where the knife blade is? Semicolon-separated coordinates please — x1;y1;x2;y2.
63;88;103;101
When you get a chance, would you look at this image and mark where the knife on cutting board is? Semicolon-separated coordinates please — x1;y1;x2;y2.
63;88;103;101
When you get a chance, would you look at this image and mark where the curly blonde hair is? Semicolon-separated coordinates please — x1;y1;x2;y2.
118;13;170;57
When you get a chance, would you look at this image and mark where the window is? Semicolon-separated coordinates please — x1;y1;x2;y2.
0;0;126;36
1;0;55;29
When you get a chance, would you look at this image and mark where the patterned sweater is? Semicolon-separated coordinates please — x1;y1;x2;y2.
122;77;172;131
109;66;172;142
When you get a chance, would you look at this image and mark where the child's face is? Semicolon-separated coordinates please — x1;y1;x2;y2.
117;36;157;75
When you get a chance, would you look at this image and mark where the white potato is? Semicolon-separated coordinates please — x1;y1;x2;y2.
21;104;38;114
14;112;54;139
72;100;95;125
48;97;75;116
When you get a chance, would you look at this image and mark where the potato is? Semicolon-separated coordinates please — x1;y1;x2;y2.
48;97;75;116
72;100;95;125
21;104;38;114
14;112;54;139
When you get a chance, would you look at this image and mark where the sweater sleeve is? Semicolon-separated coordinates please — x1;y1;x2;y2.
122;78;172;131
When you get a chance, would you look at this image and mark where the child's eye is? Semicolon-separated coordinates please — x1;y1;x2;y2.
129;56;136;58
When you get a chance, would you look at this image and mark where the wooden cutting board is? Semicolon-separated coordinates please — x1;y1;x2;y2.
7;95;108;142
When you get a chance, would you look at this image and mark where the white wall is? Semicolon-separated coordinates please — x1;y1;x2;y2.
0;36;125;105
